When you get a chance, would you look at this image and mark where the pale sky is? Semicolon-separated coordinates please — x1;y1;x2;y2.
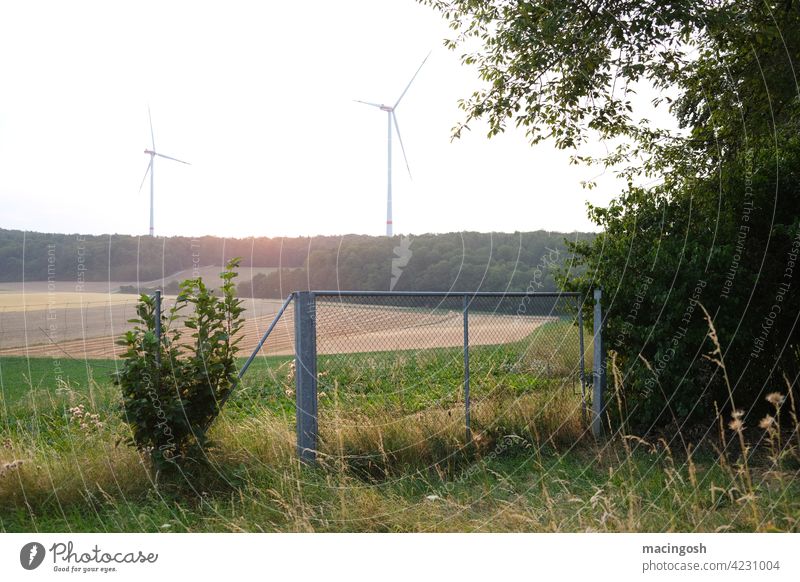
0;0;632;238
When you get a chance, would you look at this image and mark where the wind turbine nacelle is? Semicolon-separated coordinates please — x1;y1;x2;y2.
380;105;393;112
144;149;155;155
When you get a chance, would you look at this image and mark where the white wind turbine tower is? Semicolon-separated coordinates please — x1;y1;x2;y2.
355;52;430;237
139;107;190;236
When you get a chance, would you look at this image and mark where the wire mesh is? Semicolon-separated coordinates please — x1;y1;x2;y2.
465;294;586;394
1;290;590;464
311;292;587;465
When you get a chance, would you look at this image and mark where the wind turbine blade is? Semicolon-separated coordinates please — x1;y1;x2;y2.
138;159;152;193
392;111;412;179
155;152;191;165
148;106;155;150
394;51;431;108
353;99;384;109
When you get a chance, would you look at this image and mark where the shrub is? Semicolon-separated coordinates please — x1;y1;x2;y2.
115;258;245;471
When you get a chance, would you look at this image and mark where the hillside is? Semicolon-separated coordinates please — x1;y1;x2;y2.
0;229;312;282
0;228;593;296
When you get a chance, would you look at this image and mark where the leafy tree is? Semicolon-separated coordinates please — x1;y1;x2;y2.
421;0;800;429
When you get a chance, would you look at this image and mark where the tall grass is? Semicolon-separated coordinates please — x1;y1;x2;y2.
1;390;799;532
1;315;799;532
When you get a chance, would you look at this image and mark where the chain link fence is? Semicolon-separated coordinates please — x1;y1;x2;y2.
1;288;604;462
286;291;594;463
314;292;586;405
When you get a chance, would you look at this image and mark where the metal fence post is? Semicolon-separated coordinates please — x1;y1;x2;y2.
294;291;318;464
463;294;471;443
577;299;587;427
154;290;161;368
592;287;606;438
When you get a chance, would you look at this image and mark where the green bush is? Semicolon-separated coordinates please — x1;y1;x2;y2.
115;258;244;470
560;133;800;430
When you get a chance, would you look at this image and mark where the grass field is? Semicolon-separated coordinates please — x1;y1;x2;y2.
1;330;799;532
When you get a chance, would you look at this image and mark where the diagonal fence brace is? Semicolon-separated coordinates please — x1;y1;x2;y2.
213;293;294;418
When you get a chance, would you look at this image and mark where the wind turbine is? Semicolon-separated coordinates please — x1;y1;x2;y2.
139;107;190;236
355;52;430;237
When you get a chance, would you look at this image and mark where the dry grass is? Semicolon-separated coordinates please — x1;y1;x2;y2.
1;307;798;532
0;430;148;510
2;380;798;533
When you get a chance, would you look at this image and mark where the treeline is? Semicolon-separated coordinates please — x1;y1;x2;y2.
0;229;314;282
238;231;593;298
0;229;592;295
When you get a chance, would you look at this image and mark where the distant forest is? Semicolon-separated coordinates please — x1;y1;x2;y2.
0;228;593;297
239;231;593;297
0;229;312;282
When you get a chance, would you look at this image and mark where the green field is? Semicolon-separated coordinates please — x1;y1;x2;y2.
1;342;799;532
